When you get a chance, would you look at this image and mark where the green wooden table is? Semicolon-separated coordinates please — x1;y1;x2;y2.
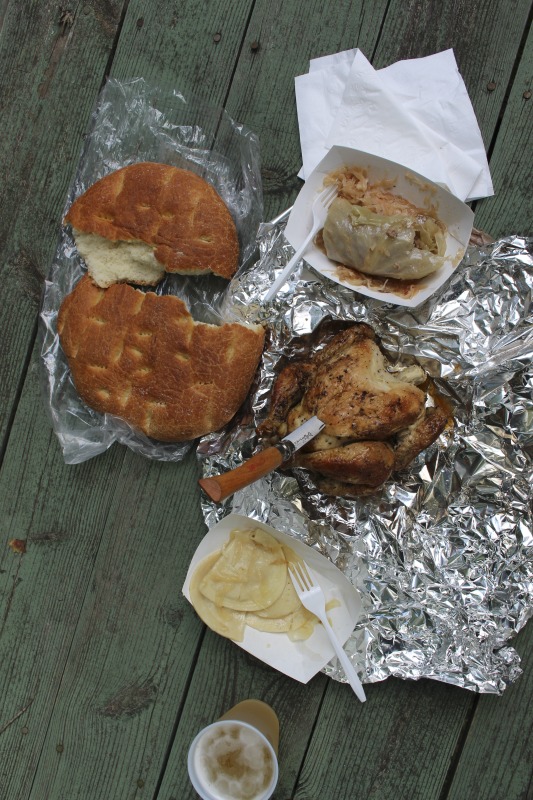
1;2;532;798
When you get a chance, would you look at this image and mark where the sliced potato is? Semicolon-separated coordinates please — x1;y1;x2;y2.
254;546;302;619
199;528;287;612
189;551;246;642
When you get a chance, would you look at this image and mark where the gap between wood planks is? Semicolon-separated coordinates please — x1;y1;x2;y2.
0;317;38;473
437;695;480;800
151;627;207;799
287;678;330;799
485;0;533;161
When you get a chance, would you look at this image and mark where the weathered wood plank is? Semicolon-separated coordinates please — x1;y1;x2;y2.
474;25;533;236
369;0;533;237
0;356;127;799
293;677;474;800
0;0;127;446
108;0;255;105
0;0;11;36
446;623;533;800
223;0;390;220
25;449;207;800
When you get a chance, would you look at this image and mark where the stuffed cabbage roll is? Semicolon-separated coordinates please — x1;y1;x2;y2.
322;197;447;281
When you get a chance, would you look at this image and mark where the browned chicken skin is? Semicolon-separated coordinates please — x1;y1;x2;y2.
259;324;449;496
296;441;395;494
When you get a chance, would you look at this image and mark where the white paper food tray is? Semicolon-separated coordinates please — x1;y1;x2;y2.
182;514;363;683
285;145;474;308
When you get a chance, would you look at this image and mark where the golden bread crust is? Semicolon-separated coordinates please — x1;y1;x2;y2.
57;276;264;441
64;162;240;279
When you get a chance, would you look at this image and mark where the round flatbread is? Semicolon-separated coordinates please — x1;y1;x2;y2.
65;162;239;280
57;276;264;442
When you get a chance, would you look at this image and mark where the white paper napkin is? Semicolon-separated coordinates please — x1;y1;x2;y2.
295;49;493;202
295;50;357;183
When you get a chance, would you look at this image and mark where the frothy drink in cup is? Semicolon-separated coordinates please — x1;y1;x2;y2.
193;722;274;799
188;700;279;800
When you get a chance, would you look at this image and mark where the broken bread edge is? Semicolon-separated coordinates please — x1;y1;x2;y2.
64;162;240;284
57;275;264;442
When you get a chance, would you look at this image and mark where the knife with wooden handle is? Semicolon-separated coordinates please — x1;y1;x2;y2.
198;416;325;503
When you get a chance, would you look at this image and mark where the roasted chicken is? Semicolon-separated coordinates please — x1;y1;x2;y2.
259;324;449;496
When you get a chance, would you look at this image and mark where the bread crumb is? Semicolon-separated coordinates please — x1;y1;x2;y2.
8;539;27;554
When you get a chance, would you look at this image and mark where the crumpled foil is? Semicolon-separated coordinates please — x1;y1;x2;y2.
39;78;262;464
198;216;533;694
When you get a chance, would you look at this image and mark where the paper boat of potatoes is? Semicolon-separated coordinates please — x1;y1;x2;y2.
182;514;363;683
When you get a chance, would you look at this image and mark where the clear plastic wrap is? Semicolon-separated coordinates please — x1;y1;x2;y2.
39;78;263;464
198;225;533;694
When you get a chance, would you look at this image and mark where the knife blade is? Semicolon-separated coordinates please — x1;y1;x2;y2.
198;416;325;503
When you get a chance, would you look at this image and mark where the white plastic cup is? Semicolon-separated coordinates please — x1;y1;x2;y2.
187;701;279;800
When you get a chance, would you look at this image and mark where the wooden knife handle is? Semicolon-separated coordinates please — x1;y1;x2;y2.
198;447;284;503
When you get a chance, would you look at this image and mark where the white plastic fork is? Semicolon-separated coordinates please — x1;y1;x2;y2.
264;184;338;302
289;559;367;703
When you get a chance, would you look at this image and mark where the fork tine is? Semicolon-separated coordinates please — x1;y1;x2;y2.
288;562;303;592
297;559;313;589
289;559;312;591
263;182;338;302
319;184;337;205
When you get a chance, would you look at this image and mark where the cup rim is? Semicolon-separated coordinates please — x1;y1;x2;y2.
187;719;279;800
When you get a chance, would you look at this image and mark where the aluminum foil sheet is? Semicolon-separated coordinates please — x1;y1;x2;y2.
198;219;533;694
